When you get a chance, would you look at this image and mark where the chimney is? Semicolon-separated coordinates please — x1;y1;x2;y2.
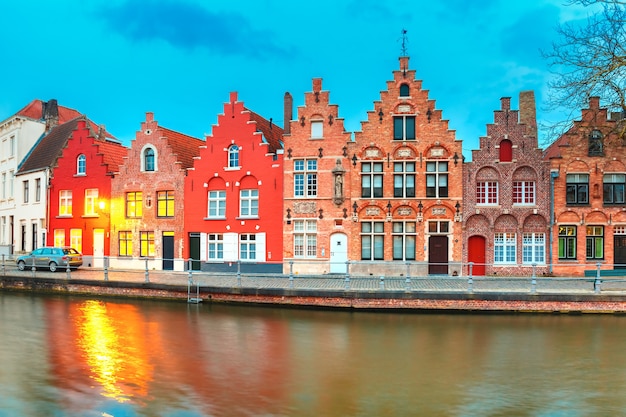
501;97;511;111
313;78;322;94
284;92;293;134
98;124;106;141
589;96;600;109
43;99;59;132
519;91;537;139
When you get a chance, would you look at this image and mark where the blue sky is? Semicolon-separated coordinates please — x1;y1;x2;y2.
0;0;593;159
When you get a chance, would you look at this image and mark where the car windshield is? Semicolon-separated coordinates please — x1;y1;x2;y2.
62;248;80;255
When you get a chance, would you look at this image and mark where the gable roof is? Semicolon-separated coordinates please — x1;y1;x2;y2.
17;116;124;175
15;99;82;124
248;110;284;153
159;127;204;170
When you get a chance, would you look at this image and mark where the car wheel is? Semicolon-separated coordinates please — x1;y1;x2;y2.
49;261;58;272
17;260;26;271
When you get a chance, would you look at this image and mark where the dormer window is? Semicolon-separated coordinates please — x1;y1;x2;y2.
228;145;239;168
589;130;603;156
76;154;86;175
399;84;410;97
141;145;157;172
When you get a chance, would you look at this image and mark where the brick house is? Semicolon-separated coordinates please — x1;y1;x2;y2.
184;92;284;272
463;93;551;277
545;96;626;275
41;117;127;267
283;79;353;274
349;56;464;276
110;112;204;271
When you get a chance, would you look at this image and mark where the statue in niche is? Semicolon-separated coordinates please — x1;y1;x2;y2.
332;158;346;205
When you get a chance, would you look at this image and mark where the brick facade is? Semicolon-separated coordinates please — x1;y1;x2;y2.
463;93;551;276
545;97;626;275
283;79;354;274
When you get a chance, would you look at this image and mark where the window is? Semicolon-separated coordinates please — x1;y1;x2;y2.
126;192;143;218
476;181;498;205
311;120;323;139
140;231;155;257
558;225;577;260
499;139;513;162
589;130;603;156
157;190;175;217
23;181;29;203
361;162;383;198
361;221;384;260
294;159;317;197
208;190;226;218
522;233;545;264
394;162;415;198
428;221;449;234
144;148;155;171
228;145;239;168
294;220;317;257
399;84;410;97
9;135;15;157
603;174;625;204
119;231;133;257
426;161;448;198
393;116;415;140
35;179;41;202
240;234;256;260
54;229;65;247
566;174;589;204
586;226;604;260
240;189;258;217
208;234;224;260
59;190;72;216
392;222;416;260
494;232;516;264
70;229;82;253
77;154;86;175
513;181;535;205
9;170;13;198
1;173;5;199
84;189;98;216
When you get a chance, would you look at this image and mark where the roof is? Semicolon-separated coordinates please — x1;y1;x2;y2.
248;110;284;153
15;99;82;124
17;116;125;175
160;127;204;170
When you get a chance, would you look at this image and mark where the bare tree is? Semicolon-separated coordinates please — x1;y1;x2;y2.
543;0;626;143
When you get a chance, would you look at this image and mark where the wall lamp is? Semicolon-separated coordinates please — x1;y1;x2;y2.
352;154;358;167
378;108;384;122
453;152;459;166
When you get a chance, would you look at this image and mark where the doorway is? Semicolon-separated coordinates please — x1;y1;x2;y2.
93;229;104;268
162;232;174;270
467;235;486;276
188;233;201;270
615;235;626;269
428;235;448;274
329;233;348;273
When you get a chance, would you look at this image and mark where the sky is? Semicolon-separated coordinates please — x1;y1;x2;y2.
0;0;596;159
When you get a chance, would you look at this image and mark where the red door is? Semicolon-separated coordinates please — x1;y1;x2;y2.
468;235;486;276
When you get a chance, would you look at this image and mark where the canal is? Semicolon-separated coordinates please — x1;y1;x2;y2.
1;292;626;416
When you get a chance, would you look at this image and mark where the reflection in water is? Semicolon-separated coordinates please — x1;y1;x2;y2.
76;300;152;402
2;293;626;416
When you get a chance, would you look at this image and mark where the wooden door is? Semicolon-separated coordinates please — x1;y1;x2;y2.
428;235;448;275
468;235;486;276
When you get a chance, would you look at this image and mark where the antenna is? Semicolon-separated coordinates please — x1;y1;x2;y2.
399;29;408;56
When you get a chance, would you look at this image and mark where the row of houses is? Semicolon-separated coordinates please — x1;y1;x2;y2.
0;55;624;276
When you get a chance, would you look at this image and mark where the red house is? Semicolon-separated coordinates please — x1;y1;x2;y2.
43;117;127;266
185;92;284;272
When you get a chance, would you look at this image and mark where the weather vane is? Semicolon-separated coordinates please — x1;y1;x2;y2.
399;29;408;56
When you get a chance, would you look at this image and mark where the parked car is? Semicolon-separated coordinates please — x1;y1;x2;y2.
16;247;83;272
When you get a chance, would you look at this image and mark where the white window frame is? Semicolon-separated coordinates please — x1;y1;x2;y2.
522;232;545;265
294;220;317;258
207;190;226;218
84;189;98;216
426;161;448;198
240;234;257;261
77;154;86;175
239;189;258;218
294;159;317;197
476;181;498;205
208;233;224;260
311;120;323;139
59;190;72;216
494;232;516;264
513;181;535;205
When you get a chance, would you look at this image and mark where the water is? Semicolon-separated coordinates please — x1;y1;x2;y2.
1;292;626;417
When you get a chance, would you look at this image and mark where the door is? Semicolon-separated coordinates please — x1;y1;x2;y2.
162;232;174;270
428;235;448;274
93;229;104;268
189;233;201;270
615;235;626;269
329;233;348;273
467;235;486;276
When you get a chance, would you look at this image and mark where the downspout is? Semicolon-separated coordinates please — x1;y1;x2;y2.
549;169;559;274
45;167;50;246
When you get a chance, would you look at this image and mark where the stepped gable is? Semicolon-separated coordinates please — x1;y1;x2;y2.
159;127;204;170
247;110;284;154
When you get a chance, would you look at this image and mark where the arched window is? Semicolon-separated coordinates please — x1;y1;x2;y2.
228;145;239;168
399;84;410;97
76;154;86;175
144;147;155;171
499;139;512;162
589;129;603;156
